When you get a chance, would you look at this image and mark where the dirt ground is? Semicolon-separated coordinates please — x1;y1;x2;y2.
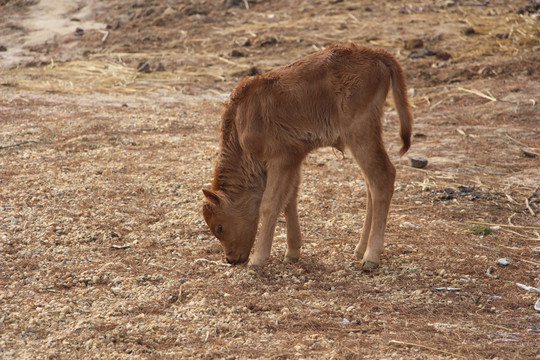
1;0;539;359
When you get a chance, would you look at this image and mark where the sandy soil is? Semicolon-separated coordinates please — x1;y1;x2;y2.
1;0;539;359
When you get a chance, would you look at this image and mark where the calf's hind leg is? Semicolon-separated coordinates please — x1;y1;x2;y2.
349;141;396;269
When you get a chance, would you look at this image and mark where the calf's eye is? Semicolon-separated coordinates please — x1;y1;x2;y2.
216;225;223;234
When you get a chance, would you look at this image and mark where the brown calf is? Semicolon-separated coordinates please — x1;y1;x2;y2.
202;43;413;269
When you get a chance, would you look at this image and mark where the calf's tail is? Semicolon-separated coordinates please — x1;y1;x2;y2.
381;52;413;156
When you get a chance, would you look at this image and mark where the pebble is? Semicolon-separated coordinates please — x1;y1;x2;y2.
111;287;122;296
407;48;437;59
85;339;93;349
408;156;428;169
231;50;246;57
403;39;423;50
438;269;446;277
259;37;277;47
436;50;452;60
462;27;477;35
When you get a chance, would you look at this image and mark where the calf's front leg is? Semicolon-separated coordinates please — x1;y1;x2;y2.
284;171;302;262
249;162;300;267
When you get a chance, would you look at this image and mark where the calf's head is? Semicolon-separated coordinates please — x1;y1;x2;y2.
202;189;259;265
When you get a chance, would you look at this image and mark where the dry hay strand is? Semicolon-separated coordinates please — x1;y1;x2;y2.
0;58;227;96
451;11;539;60
466;220;540;231
389;340;467;359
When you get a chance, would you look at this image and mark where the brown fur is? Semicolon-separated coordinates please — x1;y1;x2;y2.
202;43;413;269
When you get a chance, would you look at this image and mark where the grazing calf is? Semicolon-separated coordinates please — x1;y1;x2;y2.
202;43;413;269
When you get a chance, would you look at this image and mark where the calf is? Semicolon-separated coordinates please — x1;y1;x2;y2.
202;43;413;269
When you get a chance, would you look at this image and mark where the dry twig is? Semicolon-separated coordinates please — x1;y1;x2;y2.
0;140;42;149
466;221;540;230
457;87;497;102
193;258;231;267
526;185;539;216
389;340;466;359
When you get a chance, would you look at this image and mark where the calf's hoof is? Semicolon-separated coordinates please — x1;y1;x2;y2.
248;257;267;268
361;260;379;271
284;256;299;263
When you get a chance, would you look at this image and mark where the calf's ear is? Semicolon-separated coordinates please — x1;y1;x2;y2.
202;189;221;206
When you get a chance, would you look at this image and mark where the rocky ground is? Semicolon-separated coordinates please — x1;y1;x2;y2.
1;0;539;358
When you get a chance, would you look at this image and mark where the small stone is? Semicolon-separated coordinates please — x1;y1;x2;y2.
75;28;84;36
231;49;246;57
247;67;261;76
85;339;93;349
156;62;166;71
0;45;7;52
407;48;437;59
111;286;122;295
404;39;423;50
462;27;477;35
408;156;428;169
224;0;245;8
436;51;452;60
259;37;277;47
438;269;446;277
497;258;510;266
152;17;167;27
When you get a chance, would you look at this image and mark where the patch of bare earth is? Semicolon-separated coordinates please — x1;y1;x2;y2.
1;0;539;359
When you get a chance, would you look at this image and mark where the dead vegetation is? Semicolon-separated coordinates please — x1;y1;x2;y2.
1;0;539;359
